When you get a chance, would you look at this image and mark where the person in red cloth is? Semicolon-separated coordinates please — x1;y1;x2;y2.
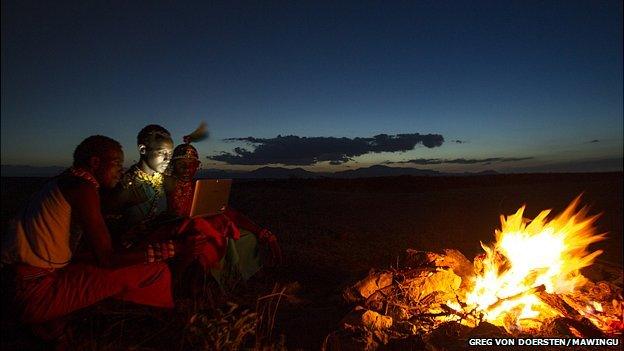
100;124;242;273
0;135;206;343
164;132;282;289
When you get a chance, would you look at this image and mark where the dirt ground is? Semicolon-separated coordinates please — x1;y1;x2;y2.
1;173;622;350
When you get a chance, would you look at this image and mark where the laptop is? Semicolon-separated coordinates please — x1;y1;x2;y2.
188;179;232;218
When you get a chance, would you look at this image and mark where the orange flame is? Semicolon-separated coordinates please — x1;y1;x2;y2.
465;196;606;330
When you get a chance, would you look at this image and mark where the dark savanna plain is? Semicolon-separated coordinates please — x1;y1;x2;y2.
1;172;622;349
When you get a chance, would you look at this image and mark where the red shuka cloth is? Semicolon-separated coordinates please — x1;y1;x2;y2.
14;262;173;324
176;215;240;270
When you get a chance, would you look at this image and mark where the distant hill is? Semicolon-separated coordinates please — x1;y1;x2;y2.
0;164;503;179
333;165;440;178
1;165;65;177
196;165;442;179
474;169;499;175
5;157;621;178
197;168;246;179
248;166;320;179
445;169;500;176
198;166;320;179
0;164;500;179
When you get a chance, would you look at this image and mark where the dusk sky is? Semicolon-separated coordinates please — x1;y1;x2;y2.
2;1;622;173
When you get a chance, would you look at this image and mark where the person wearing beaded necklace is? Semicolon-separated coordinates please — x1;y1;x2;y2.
105;124;244;279
1;135;206;345
164;142;282;290
105;124;174;246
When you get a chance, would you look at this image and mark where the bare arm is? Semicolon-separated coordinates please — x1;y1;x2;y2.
61;179;145;267
224;207;282;266
224;207;263;234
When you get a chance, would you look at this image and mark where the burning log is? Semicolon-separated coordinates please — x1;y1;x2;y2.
329;197;624;349
536;290;582;320
330;251;622;350
551;317;606;338
484;284;547;313
409;303;474;325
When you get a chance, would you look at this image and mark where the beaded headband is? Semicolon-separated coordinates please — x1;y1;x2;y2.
171;143;199;161
171;122;208;161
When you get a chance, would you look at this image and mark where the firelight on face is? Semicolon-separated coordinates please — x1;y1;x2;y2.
143;139;174;174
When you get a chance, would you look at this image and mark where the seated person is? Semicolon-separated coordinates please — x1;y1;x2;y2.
164;141;282;290
104;124;174;246
104;124;240;280
0;136;204;342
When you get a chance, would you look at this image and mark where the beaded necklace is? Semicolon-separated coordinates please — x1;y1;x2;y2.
67;167;100;189
131;166;164;198
129;165;165;220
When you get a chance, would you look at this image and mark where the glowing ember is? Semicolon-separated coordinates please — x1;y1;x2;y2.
465;196;606;331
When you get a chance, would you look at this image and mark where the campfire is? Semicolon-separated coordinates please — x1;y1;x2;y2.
326;197;623;349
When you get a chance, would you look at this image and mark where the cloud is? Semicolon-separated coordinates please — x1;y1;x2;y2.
208;133;444;165
387;157;533;165
588;139;600;143
452;139;466;144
